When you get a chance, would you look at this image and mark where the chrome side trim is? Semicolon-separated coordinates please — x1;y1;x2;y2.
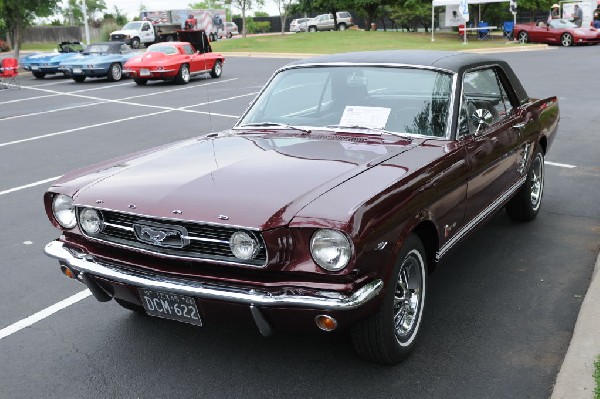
435;176;527;261
45;241;383;310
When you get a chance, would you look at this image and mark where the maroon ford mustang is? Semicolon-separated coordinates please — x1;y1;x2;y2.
44;50;559;364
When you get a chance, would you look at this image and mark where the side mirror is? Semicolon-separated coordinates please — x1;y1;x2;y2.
470;108;494;135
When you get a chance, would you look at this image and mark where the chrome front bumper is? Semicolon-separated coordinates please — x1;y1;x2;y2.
44;240;383;311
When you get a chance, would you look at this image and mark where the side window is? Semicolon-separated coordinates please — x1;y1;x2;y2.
460;67;514;136
182;44;195;55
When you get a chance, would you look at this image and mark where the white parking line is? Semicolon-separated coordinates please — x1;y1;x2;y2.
0;176;60;196
0;110;172;148
545;161;577;169
0;290;91;341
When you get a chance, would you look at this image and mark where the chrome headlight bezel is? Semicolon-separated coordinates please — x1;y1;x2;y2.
79;208;104;235
229;231;260;260
51;194;77;229
310;229;352;272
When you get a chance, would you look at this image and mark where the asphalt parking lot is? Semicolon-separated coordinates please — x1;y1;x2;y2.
0;49;599;398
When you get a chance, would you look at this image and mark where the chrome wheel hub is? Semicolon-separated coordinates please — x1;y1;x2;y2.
530;153;544;210
393;254;422;340
182;66;190;82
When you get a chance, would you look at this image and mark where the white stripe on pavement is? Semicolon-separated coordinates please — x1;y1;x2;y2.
545;161;577;169
0;290;91;340
0;176;60;196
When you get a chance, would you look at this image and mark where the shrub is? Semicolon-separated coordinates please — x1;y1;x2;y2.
255;21;271;33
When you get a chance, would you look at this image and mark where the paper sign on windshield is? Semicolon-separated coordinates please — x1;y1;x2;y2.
339;106;391;130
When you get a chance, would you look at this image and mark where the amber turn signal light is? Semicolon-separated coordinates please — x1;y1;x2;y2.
315;315;338;331
60;265;76;279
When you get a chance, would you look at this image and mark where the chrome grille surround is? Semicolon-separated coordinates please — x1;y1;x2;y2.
76;207;267;267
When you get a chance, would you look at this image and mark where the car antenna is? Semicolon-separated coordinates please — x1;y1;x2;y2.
202;29;214;134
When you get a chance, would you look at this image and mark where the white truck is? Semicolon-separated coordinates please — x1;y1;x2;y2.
109;9;228;48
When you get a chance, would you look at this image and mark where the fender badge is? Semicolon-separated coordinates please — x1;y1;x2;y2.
218;215;229;220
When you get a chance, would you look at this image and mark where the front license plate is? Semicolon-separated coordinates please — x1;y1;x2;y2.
140;68;150;76
72;68;82;74
139;289;202;326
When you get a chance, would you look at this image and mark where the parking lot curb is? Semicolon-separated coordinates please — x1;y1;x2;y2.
551;251;600;398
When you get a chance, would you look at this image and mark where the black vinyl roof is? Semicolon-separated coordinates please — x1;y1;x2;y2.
287;50;529;103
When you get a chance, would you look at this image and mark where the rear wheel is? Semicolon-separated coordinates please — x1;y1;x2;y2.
351;234;427;364
133;78;148;86
73;75;86;83
226;32;233;38
308;26;317;32
106;63;122;82
561;33;573;47
338;23;347;31
210;60;222;78
174;64;190;84
518;31;529;43
506;146;545;221
32;71;46;79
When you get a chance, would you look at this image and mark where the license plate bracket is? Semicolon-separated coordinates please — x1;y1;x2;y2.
139;289;202;326
140;68;150;76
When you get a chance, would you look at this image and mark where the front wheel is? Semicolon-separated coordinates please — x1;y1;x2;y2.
106;63;122;82
32;71;46;79
561;33;573;47
226;32;232;38
174;64;190;84
351;234;427;364
131;37;141;49
209;60;222;78
518;31;529;44
506;146;545;221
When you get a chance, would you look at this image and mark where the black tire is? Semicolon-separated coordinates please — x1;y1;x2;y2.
131;37;141;49
351;234;427;364
308;26;317;32
73;75;86;83
338;23;347;31
114;298;146;314
506;146;545;221
106;63;122;82
518;31;529;44
226;32;232;38
209;60;222;78
561;33;573;47
174;64;190;84
32;71;46;79
133;78;148;86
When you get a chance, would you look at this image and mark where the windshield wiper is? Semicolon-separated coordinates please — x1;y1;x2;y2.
326;125;412;140
236;122;311;134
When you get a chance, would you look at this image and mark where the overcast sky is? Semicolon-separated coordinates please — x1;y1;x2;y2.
102;0;279;19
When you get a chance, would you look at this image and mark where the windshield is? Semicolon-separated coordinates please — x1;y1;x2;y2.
83;44;115;54
237;65;453;137
147;44;179;54
123;22;143;30
549;19;577;28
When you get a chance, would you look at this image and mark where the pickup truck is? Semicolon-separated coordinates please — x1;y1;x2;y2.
110;21;180;49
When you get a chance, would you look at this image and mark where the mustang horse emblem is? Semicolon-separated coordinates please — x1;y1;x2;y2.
140;226;178;245
133;223;188;248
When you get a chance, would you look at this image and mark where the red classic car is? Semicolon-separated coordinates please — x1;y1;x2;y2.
123;30;224;85
514;18;600;46
44;51;559;364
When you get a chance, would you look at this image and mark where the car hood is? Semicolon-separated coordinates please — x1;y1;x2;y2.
22;52;75;64
60;131;422;230
61;53;130;65
125;51;178;66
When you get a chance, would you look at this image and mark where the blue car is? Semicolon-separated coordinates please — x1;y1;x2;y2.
20;42;84;79
59;41;136;83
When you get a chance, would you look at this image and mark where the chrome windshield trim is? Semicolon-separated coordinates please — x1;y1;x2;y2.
436;175;527;261
45;240;383;310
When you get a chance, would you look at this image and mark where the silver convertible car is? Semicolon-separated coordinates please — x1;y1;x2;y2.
44;51;558;364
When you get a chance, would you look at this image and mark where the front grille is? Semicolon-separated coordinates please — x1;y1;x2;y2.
77;208;267;267
111;34;125;41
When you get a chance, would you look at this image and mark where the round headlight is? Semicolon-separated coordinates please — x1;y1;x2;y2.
310;229;351;272
79;208;104;235
52;194;76;229
229;231;259;260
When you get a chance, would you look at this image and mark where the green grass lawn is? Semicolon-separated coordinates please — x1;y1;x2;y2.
19;30;528;54
211;30;525;54
595;355;600;399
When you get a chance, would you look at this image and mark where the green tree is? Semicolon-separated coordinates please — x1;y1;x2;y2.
231;0;265;37
272;0;296;33
58;0;107;25
0;0;57;58
389;0;432;32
